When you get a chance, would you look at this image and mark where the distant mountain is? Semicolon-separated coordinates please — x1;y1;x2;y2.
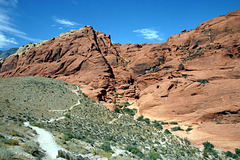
0;48;18;59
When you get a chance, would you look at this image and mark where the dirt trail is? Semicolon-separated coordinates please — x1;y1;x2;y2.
24;122;67;160
48;86;81;122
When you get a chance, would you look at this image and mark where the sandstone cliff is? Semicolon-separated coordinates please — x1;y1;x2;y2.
1;10;239;117
0;10;240;150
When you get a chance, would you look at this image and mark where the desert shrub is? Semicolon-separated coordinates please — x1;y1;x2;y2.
0;146;14;159
197;79;209;84
143;118;150;124
100;142;113;153
196;47;202;52
171;81;178;84
164;129;172;134
203;141;214;151
11;131;17;136
149;150;159;160
186;126;193;132
236;148;240;155
125;145;144;158
75;134;85;140
122;108;137;116
170;122;178;125
64;114;71;118
105;136;114;142
63;133;74;141
114;107;137;116
161;121;169;125
137;115;144;121
171;126;184;131
184;138;191;145
182;74;188;79
153;120;163;130
203;141;217;158
85;138;94;145
114;107;121;113
137;116;150;124
23;140;44;158
9;139;19;145
0;136;18;145
0;136;11;144
225;151;238;159
123;102;130;107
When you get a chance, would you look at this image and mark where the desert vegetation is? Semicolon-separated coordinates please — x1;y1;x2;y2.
0;76;238;159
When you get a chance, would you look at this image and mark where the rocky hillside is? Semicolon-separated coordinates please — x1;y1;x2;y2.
0;48;18;59
0;10;239;151
0;76;237;159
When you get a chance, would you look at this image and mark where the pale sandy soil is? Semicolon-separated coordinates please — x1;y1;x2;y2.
169;122;240;152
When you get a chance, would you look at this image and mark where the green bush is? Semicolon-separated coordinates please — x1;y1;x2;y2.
153;120;163;130
125;145;144;158
182;74;188;79
164;129;172;134
161;121;169;125
64;114;71;118
0;137;11;144
203;141;217;158
184;138;191;145
197;79;209;84
137;115;144;121
149;150;159;160
171;126;184;131
170;122;178;125
63;133;74;141
225;151;238;159
122;108;137;116
100;142;113;153
236;148;240;155
114;107;121;113
137;116;150;124
186;126;193;132
203;141;214;151
9;139;19;145
143;118;150;124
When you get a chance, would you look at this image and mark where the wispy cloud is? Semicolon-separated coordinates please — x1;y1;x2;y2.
53;17;79;27
72;0;78;5
133;28;163;41
0;32;18;48
0;0;18;7
0;0;41;49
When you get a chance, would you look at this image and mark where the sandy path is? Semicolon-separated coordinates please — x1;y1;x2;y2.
24;122;67;159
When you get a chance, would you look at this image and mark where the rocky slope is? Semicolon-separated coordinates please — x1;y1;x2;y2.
0;10;239;151
0;76;236;159
0;47;18;59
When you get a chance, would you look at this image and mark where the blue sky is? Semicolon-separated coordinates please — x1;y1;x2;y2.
0;0;239;50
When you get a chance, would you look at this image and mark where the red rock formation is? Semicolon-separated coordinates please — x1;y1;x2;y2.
0;10;240;151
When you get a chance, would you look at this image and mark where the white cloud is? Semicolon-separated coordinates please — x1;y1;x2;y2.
133;28;163;41
54;17;78;26
0;0;41;48
0;32;18;48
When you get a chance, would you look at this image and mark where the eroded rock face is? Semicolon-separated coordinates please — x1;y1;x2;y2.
0;11;240;124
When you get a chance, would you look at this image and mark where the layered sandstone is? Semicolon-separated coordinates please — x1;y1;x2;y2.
0;10;240;151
